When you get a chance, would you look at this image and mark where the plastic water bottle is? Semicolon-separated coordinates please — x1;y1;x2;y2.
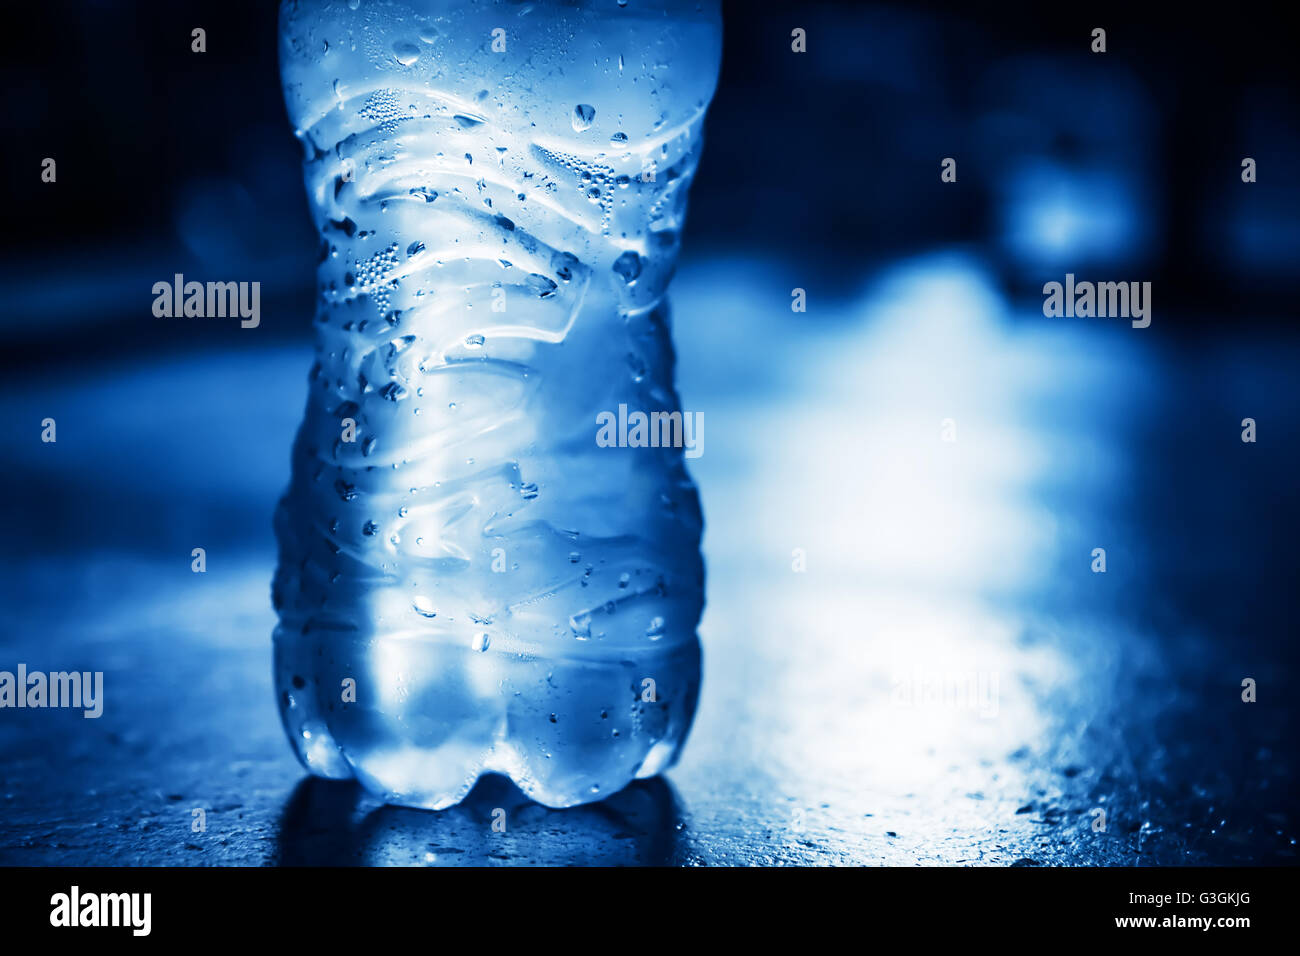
272;0;721;809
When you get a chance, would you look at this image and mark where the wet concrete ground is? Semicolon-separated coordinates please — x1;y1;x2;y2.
1;254;1295;865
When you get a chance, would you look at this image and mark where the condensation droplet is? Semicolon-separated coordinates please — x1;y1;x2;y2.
572;104;596;132
612;250;642;283
393;40;420;66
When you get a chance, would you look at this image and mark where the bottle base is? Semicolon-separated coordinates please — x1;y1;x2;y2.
273;625;700;810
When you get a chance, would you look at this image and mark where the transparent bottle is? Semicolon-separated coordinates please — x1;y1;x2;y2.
273;0;721;809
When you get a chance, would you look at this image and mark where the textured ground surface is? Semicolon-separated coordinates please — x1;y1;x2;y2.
1;255;1295;866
